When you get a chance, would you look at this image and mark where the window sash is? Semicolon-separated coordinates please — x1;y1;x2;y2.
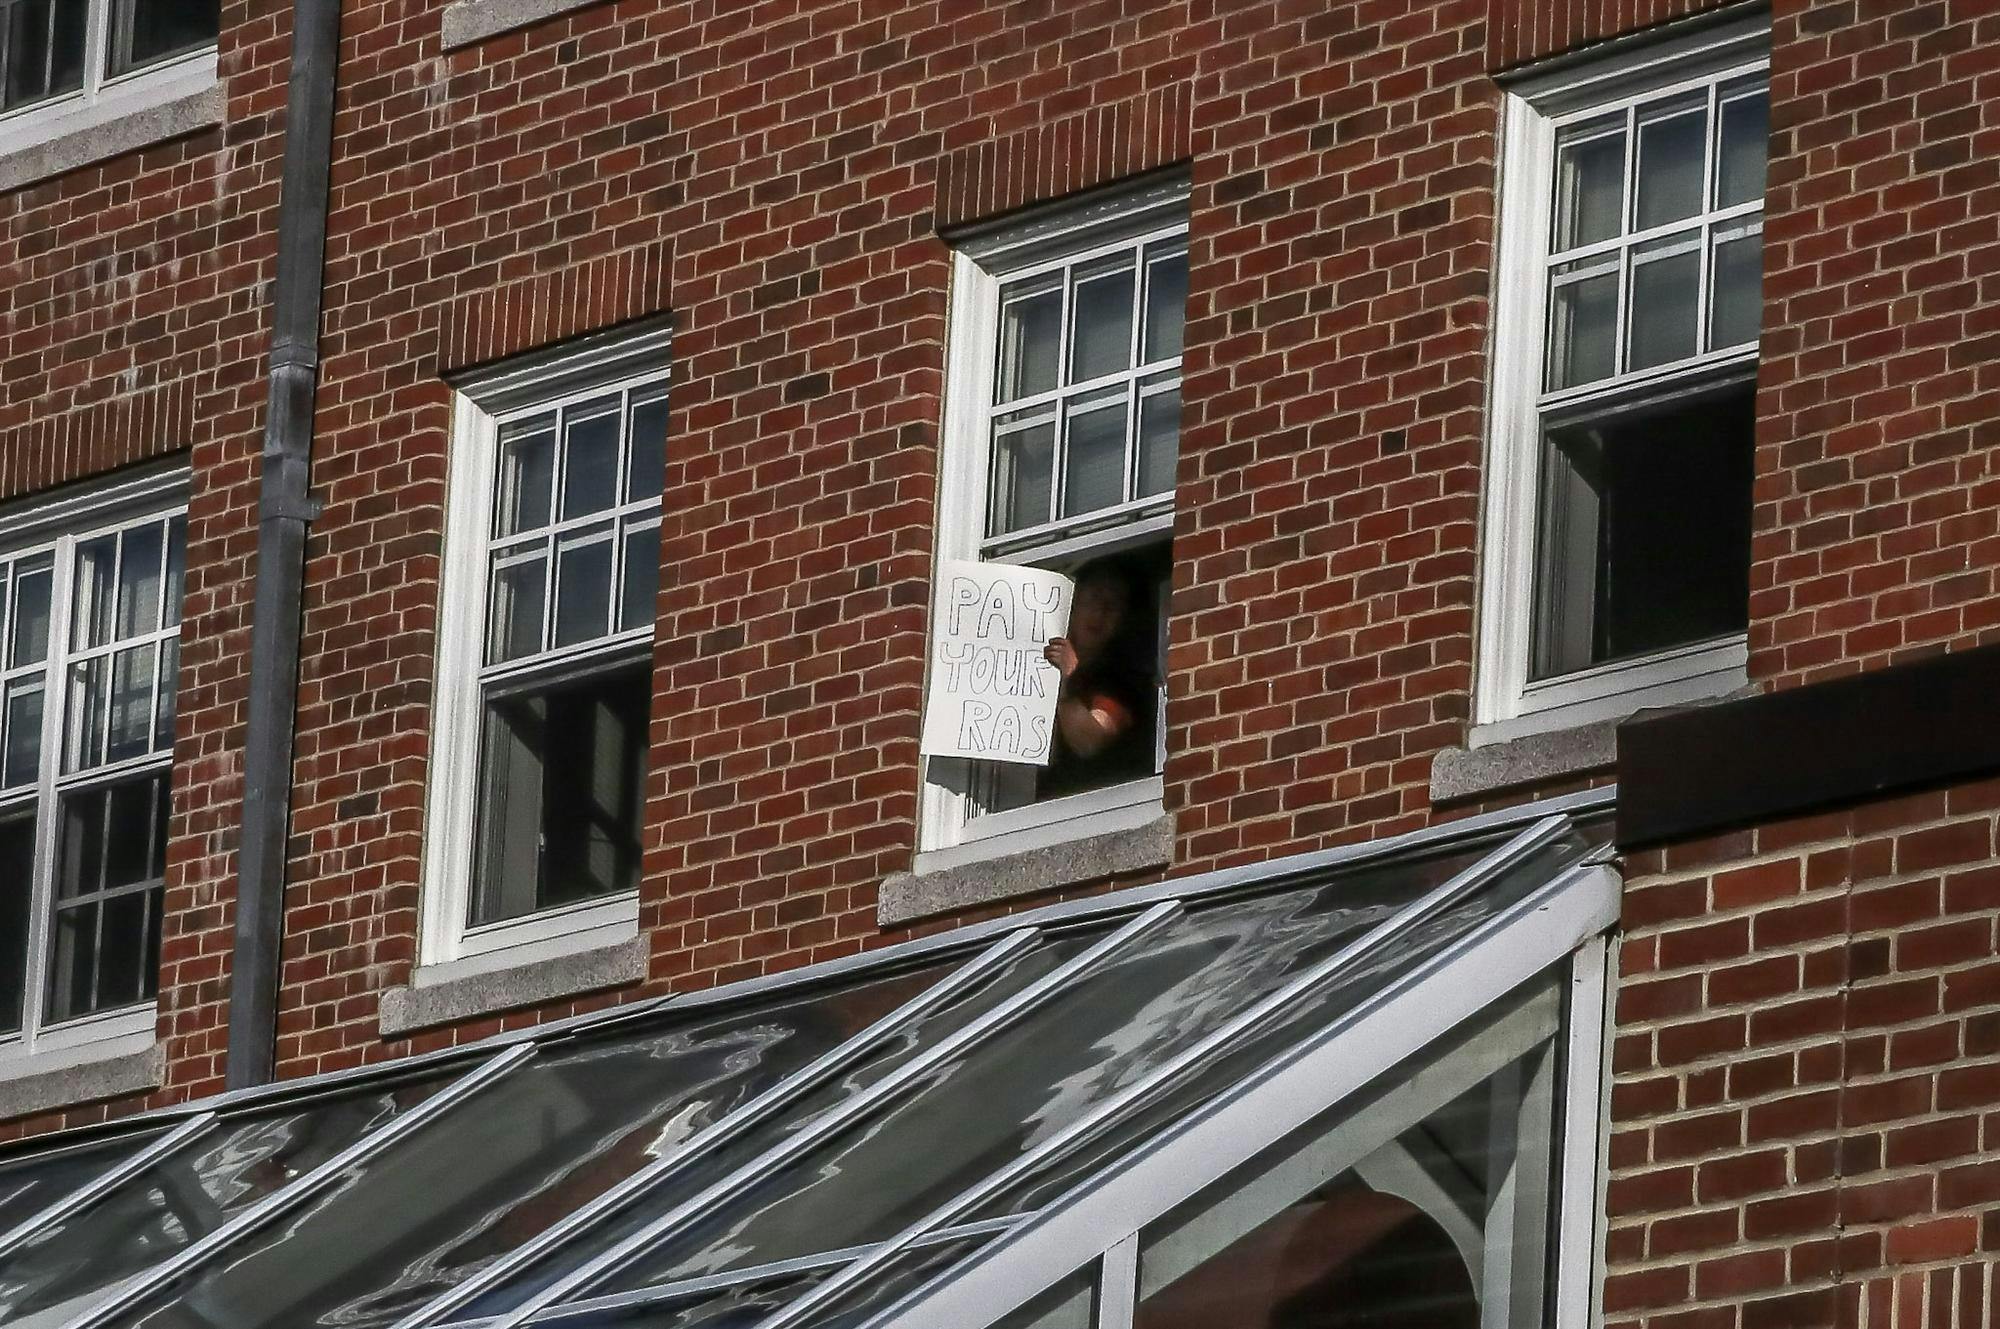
0;489;184;1052
0;0;215;129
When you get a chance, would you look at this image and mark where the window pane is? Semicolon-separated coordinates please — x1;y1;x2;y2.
72;534;118;651
1137;382;1182;498
988;415;1055;536
626;392;670;503
8;559;51;667
471;665;648;926
105;643;159;765
1062;389;1128;518
0;810;31;1035
154;636;179;752
116;522;165;639
163;515;186;628
1634;98;1708;230
553;525;616;648
1709;224;1763;350
996;280;1062;403
488;554;548;663
67;653;109;773
50;772;169;1023
1069;257;1136;383
496;418;557;538
561;397;623;521
1143;248;1189;363
1553;118;1626;250
1532;385;1755;677
1717;90;1770;208
1545;260;1617;390
1;0;86;112
110;0;220;75
620;521;661;633
1627;233;1701;370
3;682;41;789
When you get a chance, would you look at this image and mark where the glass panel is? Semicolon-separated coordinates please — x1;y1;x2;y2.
678;1235;996;1329
0;809;32;1033
1709;224;1763;350
0;1069;456;1324
163;516;186;629
72;534;118;651
0;1131;157;1236
1136;383;1180;498
0;0;86;112
471;665;648;926
563;398;625;521
48;772;169;1022
1061;389;1128;518
1626;233;1701;371
2;682;41;788
1544;260;1617;390
1532;385;1755;677
1634;97;1707;230
988;414;1055;536
1135;997;1562;1329
994;1267;1098;1329
489;554;549;663
8;559;50;668
106;643;158;764
110;0;220;75
116;522;165;639
66;653;108;773
1069;257;1136;383
568;837;1543;1299
1552;117;1626;251
498;418;559;538
620;522;661;634
996;279;1062;404
1142;248;1188;364
627;393;670;503
1716;89;1769;209
154;637;179;752
555;525;617;648
96;960;982;1329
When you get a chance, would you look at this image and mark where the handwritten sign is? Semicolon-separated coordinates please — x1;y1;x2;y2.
920;560;1073;765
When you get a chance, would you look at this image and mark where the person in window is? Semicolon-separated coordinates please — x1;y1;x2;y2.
1040;558;1159;800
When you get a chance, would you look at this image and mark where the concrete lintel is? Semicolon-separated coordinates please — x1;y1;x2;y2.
879;813;1176;927
379;936;647;1037
441;0;604;50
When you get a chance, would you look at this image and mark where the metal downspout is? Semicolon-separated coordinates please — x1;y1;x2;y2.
226;0;343;1090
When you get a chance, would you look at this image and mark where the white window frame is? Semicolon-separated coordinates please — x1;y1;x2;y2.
419;325;671;976
919;178;1188;867
0;0;219;160
1474;19;1768;747
0;465;187;1072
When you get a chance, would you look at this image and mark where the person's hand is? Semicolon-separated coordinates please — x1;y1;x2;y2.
1044;636;1079;677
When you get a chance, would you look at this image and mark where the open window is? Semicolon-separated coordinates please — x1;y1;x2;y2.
1476;20;1768;745
922;177;1188;866
421;325;669;975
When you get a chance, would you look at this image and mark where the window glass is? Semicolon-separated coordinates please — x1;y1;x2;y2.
0;0;86;113
110;0;221;76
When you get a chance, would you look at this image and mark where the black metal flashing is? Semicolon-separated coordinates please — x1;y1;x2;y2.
1616;643;2000;849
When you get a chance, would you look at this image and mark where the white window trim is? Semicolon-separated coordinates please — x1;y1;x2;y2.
0;465;186;1070
1474;19;1768;748
0;2;218;161
919;179;1187;865
419;327;670;971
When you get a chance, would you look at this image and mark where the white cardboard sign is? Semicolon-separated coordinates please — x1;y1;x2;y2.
920;560;1073;766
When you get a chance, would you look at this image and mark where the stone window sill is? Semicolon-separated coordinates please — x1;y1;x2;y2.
441;0;605;50
380;936;648;1037
0;82;222;194
1429;719;1620;805
0;1035;164;1121
880;813;1176;927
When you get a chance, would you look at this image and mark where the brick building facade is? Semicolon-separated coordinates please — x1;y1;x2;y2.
0;0;1995;1325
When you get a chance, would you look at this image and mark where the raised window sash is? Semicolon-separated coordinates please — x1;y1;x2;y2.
0;468;185;1064
922;179;1187;860
422;329;669;972
1475;21;1767;746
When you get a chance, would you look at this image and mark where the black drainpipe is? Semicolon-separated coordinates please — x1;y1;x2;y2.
226;0;343;1090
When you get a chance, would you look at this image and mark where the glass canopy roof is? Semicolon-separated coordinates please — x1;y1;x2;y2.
0;798;1616;1329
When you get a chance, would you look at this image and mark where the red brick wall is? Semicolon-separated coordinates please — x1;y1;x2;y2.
1608;785;2000;1327
1752;0;2000;689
